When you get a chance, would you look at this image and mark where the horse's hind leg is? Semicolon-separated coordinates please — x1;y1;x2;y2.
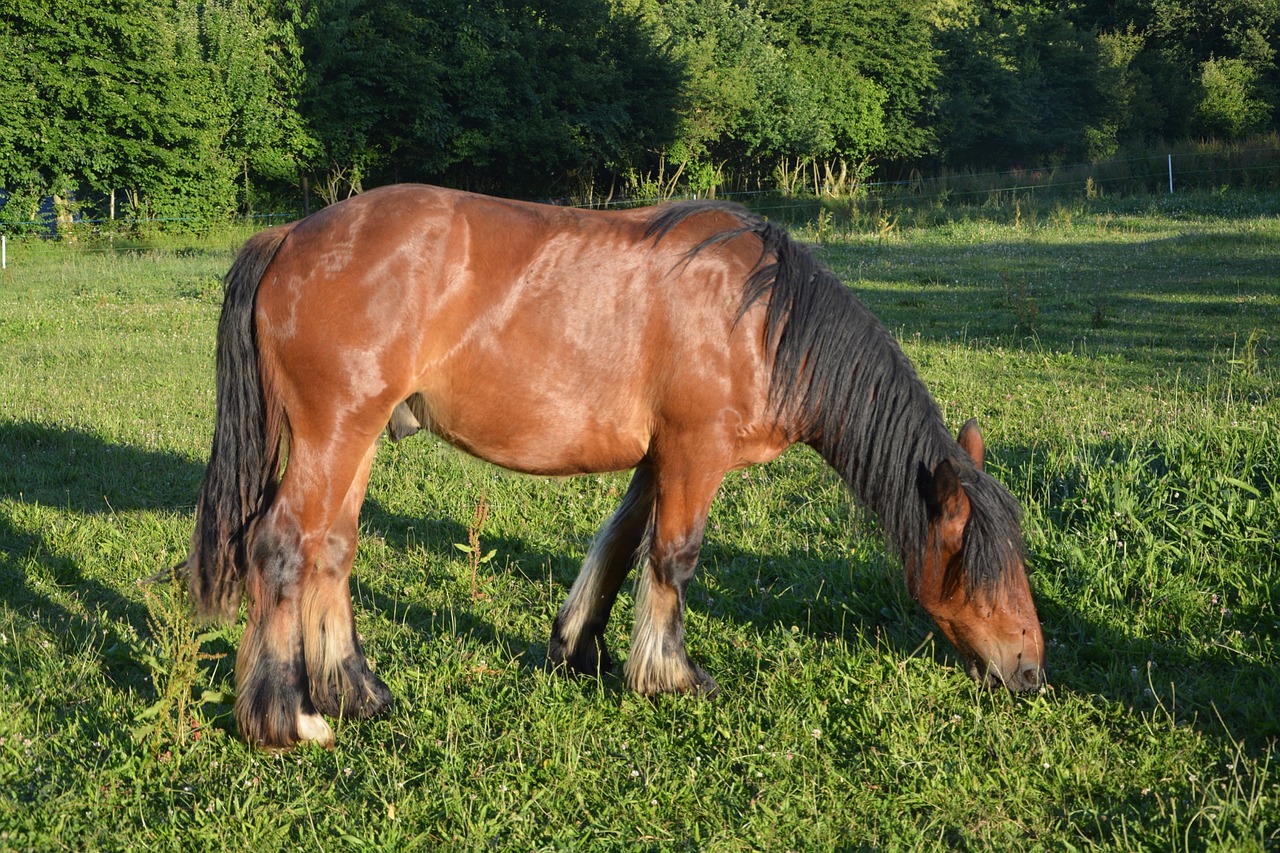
549;464;656;676
301;441;393;719
235;431;387;748
624;463;724;696
236;492;333;748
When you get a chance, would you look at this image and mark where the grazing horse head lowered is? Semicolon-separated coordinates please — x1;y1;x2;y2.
183;185;1045;749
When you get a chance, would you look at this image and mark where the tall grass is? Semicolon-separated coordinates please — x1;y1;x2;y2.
0;193;1275;848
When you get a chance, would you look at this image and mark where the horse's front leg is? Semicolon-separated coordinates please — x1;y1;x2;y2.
623;464;724;696
550;464;656;676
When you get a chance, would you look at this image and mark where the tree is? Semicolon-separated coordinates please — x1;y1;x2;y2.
932;0;1112;167
648;0;814;176
1196;57;1271;138
1086;26;1156;158
762;0;939;159
0;7;46;221
196;0;315;213
1068;0;1278;143
1147;0;1277;138
298;0;683;197
0;0;294;225
635;0;937;191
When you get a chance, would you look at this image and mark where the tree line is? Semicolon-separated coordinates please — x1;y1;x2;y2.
1;0;1277;225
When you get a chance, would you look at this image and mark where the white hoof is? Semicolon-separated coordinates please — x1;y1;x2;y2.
296;712;335;748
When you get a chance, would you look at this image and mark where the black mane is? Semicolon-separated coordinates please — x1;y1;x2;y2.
647;200;1025;592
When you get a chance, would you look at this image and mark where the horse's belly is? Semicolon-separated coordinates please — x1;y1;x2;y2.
418;386;652;476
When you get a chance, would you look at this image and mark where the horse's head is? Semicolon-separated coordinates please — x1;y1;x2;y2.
913;420;1045;692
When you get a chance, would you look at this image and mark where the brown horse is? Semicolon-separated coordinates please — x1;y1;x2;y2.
184;184;1045;749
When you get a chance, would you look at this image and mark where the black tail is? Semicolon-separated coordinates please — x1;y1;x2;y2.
186;226;292;622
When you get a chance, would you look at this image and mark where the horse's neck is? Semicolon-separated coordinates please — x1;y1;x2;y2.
803;320;953;564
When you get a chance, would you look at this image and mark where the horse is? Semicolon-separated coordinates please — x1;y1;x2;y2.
182;184;1046;749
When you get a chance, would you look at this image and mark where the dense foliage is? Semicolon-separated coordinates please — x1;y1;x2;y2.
1;0;1277;219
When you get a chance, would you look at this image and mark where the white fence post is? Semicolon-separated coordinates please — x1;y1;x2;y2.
1168;154;1174;193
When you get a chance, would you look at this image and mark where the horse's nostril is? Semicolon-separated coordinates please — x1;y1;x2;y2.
1017;662;1045;692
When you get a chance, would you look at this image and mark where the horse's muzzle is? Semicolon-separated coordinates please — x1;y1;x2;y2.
971;658;1047;693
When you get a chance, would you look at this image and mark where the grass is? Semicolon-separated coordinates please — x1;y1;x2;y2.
0;192;1276;849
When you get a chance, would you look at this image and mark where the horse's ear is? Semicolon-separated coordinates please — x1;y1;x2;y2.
920;458;971;554
917;458;969;522
957;418;984;470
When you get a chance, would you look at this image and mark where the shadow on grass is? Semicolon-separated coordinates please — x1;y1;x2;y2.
0;421;206;688
356;496;544;653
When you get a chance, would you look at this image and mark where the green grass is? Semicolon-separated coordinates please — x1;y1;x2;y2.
0;194;1276;849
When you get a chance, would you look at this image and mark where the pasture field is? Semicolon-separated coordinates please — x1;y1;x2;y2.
0;191;1277;850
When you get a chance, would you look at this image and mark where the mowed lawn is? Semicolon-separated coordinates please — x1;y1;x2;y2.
0;191;1276;849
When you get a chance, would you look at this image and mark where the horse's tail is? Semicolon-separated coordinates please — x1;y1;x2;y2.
185;225;293;623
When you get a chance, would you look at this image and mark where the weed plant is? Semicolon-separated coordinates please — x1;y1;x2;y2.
0;194;1276;848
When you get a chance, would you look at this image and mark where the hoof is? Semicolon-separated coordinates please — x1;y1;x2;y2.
238;699;334;751
296;713;335;748
237;654;330;750
625;652;718;697
310;659;395;719
343;672;395;719
549;616;614;677
686;661;719;698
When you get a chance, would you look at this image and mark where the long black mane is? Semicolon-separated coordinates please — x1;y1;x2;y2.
647;200;1024;593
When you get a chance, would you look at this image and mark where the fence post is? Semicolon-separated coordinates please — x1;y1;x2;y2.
2;234;6;270
1168;154;1174;193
